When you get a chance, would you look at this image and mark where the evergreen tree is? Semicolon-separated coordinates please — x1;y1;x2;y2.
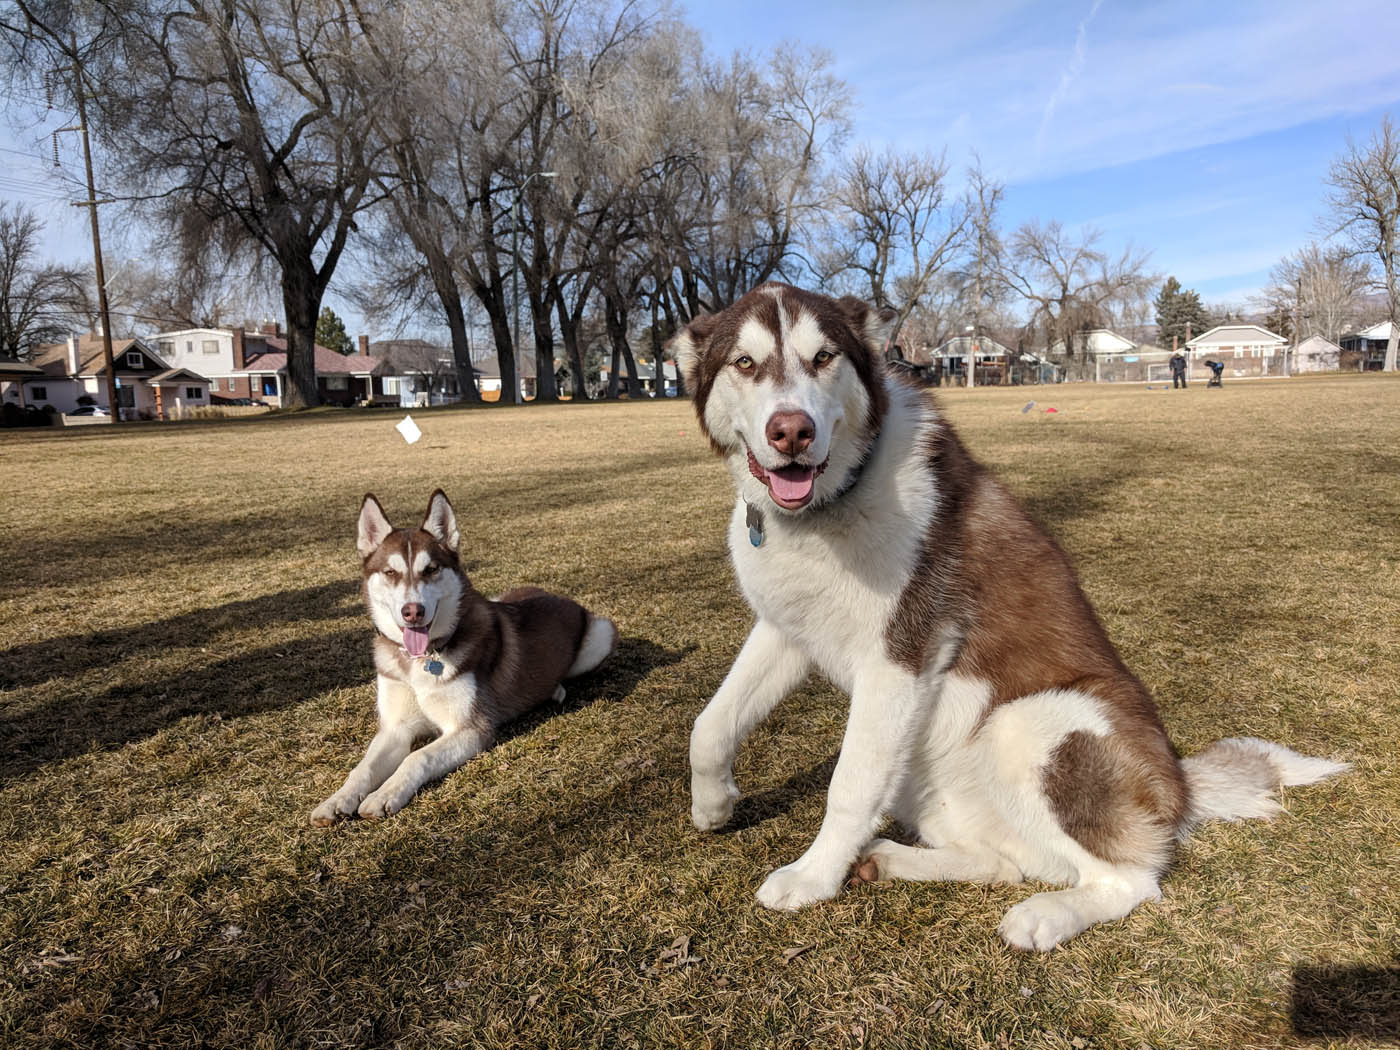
316;307;354;355
1154;277;1211;349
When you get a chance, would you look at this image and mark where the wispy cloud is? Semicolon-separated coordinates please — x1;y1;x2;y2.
1033;0;1107;161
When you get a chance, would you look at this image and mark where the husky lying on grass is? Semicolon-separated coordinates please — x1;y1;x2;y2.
311;490;617;825
671;282;1348;950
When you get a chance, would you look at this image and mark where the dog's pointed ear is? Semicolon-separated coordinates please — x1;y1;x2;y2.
421;489;460;553
358;494;393;558
667;312;718;392
837;296;898;354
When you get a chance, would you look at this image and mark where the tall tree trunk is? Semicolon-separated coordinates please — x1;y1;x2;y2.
554;291;589;400
427;254;481;403
604;291;645;398
476;282;516;404
607;343;621;399
531;292;558;402
281;268;321;407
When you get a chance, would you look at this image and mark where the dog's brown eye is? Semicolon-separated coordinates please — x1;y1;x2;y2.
383;569;400;580
814;349;836;366
422;564;438;577
734;355;754;371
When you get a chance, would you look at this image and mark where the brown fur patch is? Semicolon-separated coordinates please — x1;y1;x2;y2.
885;407;1188;852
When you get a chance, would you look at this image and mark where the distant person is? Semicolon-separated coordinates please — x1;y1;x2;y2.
1170;350;1188;389
1206;359;1224;387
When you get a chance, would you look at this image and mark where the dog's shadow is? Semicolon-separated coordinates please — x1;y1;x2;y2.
724;751;839;833
492;635;694;747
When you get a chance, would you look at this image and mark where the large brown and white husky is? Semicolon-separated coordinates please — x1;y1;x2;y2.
670;282;1347;950
311;490;617;825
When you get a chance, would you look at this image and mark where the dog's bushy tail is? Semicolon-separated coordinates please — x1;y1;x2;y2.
1179;737;1348;831
567;616;618;678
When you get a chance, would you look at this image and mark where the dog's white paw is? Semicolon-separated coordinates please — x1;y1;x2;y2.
998;893;1085;952
310;792;362;827
358;786;411;821
690;774;740;831
756;860;842;911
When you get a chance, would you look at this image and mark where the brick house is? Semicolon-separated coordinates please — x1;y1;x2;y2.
1185;324;1287;379
154;322;390;405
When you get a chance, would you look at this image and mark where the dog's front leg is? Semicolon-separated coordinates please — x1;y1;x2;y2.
358;725;491;820
690;619;811;831
311;677;424;825
756;663;924;910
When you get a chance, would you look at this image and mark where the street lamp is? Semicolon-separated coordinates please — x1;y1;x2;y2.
511;170;557;405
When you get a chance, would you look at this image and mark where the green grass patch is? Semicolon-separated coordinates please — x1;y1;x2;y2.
1;376;1396;1049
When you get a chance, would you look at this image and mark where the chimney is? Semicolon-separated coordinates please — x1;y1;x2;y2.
232;326;246;370
67;334;79;375
260;319;278;337
357;334;369;356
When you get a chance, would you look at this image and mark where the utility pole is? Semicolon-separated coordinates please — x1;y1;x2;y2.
61;35;120;421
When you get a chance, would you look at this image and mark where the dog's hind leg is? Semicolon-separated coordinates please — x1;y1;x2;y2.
855;840;1022;885
998;868;1160;952
690;619;811;831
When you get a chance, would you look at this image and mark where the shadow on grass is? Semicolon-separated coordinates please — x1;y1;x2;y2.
1291;963;1400;1040
726;751;839;833
0;581;369;783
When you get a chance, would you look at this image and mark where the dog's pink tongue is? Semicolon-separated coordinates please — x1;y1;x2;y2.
402;626;430;657
768;465;815;503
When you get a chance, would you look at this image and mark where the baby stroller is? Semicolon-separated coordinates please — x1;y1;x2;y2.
1205;359;1224;387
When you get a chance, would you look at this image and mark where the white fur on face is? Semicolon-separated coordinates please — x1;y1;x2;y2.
364;537;464;645
704;304;874;514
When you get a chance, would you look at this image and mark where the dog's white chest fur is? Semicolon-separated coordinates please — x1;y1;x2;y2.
726;399;934;690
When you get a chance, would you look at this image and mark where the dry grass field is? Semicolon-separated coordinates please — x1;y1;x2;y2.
1;375;1397;1049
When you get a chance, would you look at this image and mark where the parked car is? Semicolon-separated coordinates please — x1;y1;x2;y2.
66;405;110;417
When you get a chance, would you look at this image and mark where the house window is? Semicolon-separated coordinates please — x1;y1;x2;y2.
185;386;204;399
383;377;400;395
325;375;348;390
202;340;218;355
125;351;143;368
158;341;174;355
117;387;135;408
31;385;47;400
261;376;278;396
185;341;193;354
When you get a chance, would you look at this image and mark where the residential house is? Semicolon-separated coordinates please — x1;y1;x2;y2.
1185;324;1287;379
1338;321;1394;371
474;352;538;400
1048;329;1172;383
368;337;484;406
928;334;1025;384
1291;334;1342;374
154;322;390;405
7;333;210;420
598;357;677;396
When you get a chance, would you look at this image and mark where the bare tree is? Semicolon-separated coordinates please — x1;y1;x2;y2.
822;146;968;346
0;203;88;359
1259;243;1371;346
999;220;1155;380
8;0;394;406
1325;114;1400;371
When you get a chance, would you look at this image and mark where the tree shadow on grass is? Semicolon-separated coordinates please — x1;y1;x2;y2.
1291;962;1400;1040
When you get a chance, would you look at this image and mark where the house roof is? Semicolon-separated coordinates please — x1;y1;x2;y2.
1186;324;1285;347
929;334;1015;358
149;368;211;385
0;359;48;379
1352;320;1394;341
243;337;384;375
473;352;537;380
370;339;485;378
30;335;169;378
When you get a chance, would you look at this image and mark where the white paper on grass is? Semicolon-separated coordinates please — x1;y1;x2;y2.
396;415;422;444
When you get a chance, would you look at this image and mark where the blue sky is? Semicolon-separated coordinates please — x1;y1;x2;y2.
685;0;1400;306
4;0;1400;332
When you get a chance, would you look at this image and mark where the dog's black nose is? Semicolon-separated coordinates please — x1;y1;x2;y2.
401;603;426;625
766;410;815;457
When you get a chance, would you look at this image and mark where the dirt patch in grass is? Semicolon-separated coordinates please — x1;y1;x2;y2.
1;378;1396;1049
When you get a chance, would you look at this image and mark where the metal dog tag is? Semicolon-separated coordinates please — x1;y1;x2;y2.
423;657;444;676
746;502;764;548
